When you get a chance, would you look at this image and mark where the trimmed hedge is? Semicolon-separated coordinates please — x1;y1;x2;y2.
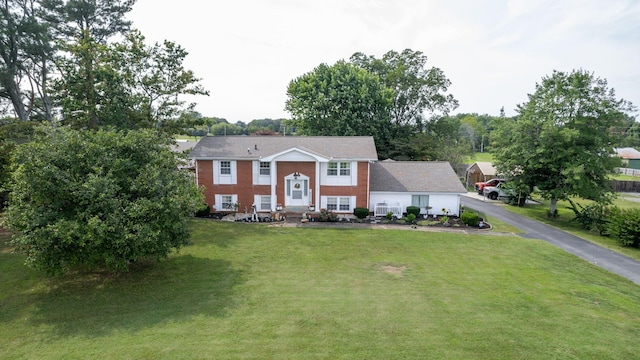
461;211;480;226
353;207;370;219
406;206;421;217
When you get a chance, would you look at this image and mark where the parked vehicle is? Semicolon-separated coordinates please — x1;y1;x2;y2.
483;183;510;200
475;178;506;194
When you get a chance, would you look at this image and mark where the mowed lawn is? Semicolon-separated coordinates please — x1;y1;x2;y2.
1;222;640;359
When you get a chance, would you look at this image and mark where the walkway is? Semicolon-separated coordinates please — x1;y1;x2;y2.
461;194;640;285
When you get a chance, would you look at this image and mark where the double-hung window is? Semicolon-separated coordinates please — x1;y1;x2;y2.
339;162;350;176
221;195;233;210
220;161;231;175
327;162;338;176
339;197;350;211
260;196;271;211
326;197;338;210
259;162;270;175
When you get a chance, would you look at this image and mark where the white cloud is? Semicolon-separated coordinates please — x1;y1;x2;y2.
129;0;640;121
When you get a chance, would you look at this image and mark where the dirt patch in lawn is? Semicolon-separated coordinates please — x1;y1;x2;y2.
380;265;408;277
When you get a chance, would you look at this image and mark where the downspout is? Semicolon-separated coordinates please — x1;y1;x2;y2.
271;160;277;211
367;161;371;210
315;161;320;209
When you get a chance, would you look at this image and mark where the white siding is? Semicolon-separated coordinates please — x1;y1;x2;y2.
320;161;357;186
252;161;271;185
369;192;461;216
213;160;237;185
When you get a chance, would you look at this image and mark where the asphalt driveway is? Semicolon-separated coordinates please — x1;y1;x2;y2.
461;194;640;285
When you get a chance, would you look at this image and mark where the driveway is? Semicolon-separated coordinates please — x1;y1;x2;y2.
461;194;640;285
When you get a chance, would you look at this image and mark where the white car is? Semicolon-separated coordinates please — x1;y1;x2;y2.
483;183;510;200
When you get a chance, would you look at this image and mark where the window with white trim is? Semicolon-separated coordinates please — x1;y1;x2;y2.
327;161;350;176
325;196;353;212
259;162;270;175
327;162;338;176
326;197;338;210
221;195;233;210
220;161;231;175
411;195;429;208
339;197;350;211
340;162;350;176
260;196;271;211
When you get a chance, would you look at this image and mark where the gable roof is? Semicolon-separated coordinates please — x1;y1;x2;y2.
467;161;497;176
172;140;198;153
614;147;640;159
370;161;466;193
189;136;378;161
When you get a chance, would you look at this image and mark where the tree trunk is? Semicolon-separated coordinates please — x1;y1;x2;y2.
549;198;558;217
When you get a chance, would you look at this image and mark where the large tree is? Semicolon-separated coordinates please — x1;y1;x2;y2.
350;49;458;129
0;0;55;121
55;29;208;131
3;125;203;274
492;69;633;215
285;60;394;156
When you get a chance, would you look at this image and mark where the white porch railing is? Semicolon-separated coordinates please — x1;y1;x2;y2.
374;202;403;218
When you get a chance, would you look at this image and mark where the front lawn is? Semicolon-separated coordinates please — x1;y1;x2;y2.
1;222;639;359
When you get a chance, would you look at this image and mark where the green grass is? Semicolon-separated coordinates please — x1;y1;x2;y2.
610;173;640;181
469;152;494;163
504;195;640;261
2;222;640;359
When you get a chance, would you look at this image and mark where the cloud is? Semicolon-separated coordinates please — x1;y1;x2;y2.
129;0;640;121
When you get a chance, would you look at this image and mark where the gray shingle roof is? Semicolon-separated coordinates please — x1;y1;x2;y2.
370;161;466;193
189;136;378;160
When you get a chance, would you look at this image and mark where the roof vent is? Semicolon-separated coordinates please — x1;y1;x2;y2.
254;144;258;150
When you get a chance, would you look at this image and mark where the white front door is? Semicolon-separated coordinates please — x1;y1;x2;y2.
286;178;309;207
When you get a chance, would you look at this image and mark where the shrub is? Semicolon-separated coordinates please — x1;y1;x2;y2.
606;207;640;247
567;199;610;236
386;212;394;220
195;203;211;217
406;206;421;217
461;211;480;226
319;209;339;222
353;207;369;219
406;213;416;223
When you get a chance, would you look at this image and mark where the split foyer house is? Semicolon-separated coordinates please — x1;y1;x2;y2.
189;136;465;216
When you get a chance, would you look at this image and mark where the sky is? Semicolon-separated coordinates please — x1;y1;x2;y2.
129;0;640;123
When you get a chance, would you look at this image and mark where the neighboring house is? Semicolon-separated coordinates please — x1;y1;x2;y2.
189;136;465;216
465;161;497;188
369;161;466;217
172;140;199;170
614;147;640;170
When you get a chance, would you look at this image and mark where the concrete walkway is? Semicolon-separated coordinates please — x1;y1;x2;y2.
461;194;640;285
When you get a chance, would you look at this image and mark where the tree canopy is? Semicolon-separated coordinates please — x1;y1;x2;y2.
491;69;633;215
285;60;394;155
286;50;459;159
350;49;458;128
1;0;208;129
3;126;203;274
